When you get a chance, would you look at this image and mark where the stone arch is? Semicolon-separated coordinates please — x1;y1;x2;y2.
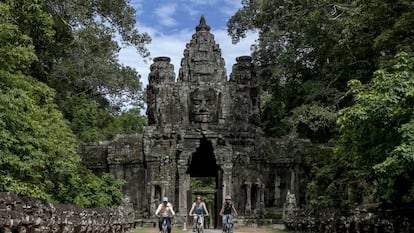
187;136;221;177
179;134;224;229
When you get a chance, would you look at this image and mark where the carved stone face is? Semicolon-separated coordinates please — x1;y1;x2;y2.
189;88;218;123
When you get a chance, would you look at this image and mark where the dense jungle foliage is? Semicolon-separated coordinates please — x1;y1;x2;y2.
0;0;148;207
1;0;413;211
228;0;413;210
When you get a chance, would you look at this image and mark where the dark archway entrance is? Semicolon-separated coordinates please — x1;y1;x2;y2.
187;137;222;229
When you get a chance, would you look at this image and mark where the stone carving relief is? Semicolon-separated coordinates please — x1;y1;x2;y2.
230;56;254;85
188;88;219;123
283;190;298;222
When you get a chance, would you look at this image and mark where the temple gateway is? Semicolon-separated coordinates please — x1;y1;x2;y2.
80;17;317;227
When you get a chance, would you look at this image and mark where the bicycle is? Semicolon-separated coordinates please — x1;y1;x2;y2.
222;215;233;233
193;214;207;233
161;217;168;233
157;216;170;233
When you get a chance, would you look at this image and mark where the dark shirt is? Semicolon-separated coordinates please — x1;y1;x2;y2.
223;202;232;215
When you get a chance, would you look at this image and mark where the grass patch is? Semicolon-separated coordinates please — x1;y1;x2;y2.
234;226;287;233
131;227;182;233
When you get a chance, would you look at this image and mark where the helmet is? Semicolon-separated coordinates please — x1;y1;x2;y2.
225;195;231;200
162;197;168;202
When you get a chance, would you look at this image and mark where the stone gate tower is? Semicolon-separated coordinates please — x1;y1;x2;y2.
80;16;315;227
144;16;265;224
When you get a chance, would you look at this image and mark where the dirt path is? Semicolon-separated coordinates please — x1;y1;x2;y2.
205;230;264;233
199;227;284;233
131;226;285;233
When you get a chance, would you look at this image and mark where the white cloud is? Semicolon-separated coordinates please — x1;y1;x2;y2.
220;0;244;16
130;0;144;15
118;25;257;88
118;24;190;87
174;0;241;21
215;29;257;71
180;0;220;6
182;4;201;17
118;1;257;113
154;4;178;27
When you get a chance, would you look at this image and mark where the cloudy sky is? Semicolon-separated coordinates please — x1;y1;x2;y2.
118;0;257;88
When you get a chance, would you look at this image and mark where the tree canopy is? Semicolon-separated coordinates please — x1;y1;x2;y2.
228;0;413;141
309;53;414;209
228;0;414;209
0;0;144;207
6;0;150;142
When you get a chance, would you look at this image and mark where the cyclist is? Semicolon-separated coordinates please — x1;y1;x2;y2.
188;195;209;232
155;197;175;233
219;195;238;233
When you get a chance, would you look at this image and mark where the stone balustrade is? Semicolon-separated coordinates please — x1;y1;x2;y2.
284;205;414;233
0;192;134;233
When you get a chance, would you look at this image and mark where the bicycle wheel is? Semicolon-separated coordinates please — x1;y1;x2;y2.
222;223;229;233
199;223;204;233
162;220;168;233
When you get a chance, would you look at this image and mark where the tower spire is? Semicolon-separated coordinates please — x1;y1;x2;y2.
196;15;211;32
179;15;226;83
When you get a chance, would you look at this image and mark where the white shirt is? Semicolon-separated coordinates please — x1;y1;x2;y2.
155;202;175;217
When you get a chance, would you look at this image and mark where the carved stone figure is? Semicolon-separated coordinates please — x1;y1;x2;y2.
286;190;297;207
189;88;218;123
283;190;298;223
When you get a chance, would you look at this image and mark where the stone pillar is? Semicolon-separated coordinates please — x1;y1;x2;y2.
150;185;156;214
178;166;188;215
222;163;233;197
164;180;174;200
245;182;252;215
161;185;166;199
255;183;260;213
290;168;295;194
259;183;265;215
274;175;281;206
294;165;300;204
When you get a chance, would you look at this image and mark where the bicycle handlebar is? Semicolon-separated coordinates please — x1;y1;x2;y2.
191;214;209;216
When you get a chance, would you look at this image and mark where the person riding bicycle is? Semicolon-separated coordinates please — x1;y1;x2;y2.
155;197;175;233
188;195;209;232
219;195;237;232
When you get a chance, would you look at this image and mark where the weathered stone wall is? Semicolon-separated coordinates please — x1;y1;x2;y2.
229;138;324;218
78;141;110;175
0;192;134;233
263;138;324;209
79;134;147;218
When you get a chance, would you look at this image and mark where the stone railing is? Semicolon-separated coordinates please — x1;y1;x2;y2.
284;204;414;233
0;192;134;233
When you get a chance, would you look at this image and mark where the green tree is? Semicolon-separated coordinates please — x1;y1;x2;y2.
228;0;344;140
58;95;118;142
59;96;146;142
309;53;414;209
229;0;414;211
42;0;150;109
0;1;124;207
190;177;215;206
228;0;413;142
7;0;150;141
114;108;147;135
